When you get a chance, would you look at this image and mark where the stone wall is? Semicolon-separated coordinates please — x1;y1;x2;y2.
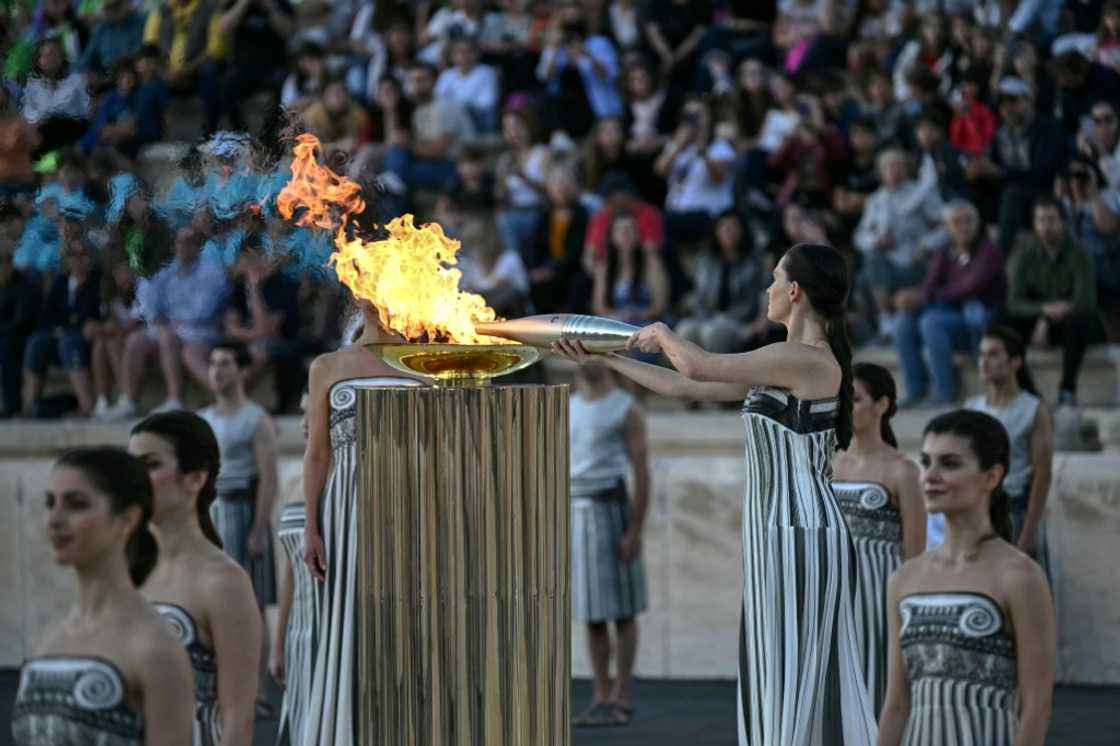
1;415;1118;684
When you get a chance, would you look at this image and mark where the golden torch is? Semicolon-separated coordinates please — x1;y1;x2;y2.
279;135;569;746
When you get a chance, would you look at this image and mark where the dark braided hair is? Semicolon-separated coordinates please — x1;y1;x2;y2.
923;409;1013;541
131;412;224;549
854;362;899;448
782;243;855;449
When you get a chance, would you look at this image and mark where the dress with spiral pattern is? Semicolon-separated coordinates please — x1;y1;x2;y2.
154;603;220;746
833;480;902;715
899;592;1019;745
304;376;422;746
738;386;876;746
12;656;143;746
276;502;319;746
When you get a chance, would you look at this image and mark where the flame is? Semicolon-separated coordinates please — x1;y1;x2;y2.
277;134;504;344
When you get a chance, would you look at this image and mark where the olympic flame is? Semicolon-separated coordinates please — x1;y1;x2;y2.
277;134;504;344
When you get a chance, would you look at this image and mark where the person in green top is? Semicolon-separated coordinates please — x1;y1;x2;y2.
1006;195;1105;406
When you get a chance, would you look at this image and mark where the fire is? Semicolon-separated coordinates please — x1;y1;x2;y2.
277;134;505;345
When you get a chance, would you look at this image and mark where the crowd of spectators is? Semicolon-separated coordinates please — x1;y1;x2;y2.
2;0;1120;419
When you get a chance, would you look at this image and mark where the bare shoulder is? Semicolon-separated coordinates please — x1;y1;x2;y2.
889;552;931;597
763;342;842;397
125;606;192;674
199;552;255;602
886;452;920;488
995;544;1049;596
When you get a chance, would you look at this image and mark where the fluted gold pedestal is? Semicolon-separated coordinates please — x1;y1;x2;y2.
356;385;570;746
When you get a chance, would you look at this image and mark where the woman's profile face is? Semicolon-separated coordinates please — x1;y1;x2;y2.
128;433;188;519
44;466;127;571
850;379;881;436
765;258;792;323
919;432;998;516
714;214;743;255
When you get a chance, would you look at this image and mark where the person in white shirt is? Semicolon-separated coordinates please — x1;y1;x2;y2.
434;36;500;132
22;37;91;155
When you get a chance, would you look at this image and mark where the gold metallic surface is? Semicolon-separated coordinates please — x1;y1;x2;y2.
356;385;571;746
365;343;542;384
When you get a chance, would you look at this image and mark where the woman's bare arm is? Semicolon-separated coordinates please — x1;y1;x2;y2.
302;356;332;579
892;458;926;560
138;631;194;746
876;571;912;745
1008;559;1056;746
205;565;262;746
641;250;670;320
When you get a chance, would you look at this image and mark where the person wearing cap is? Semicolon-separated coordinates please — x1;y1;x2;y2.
963;76;1071;253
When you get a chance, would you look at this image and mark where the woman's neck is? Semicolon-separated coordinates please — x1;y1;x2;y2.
151;503;208;560
940;508;998;563
849;424;887;453
356;316;395;345
75;559;134;618
785;309;829;347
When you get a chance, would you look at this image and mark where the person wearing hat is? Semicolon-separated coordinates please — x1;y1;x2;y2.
963;77;1071;253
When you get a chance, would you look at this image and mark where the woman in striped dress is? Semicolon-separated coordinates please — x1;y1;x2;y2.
555;243;877;745
129;412;262;746
273;392;319;745
302;301;424;746
879;410;1055;745
832;363;925;715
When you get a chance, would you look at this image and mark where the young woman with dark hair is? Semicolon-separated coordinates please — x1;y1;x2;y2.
832;362;925;716
128;412;261;746
12;446;194;746
878;410;1055;746
554;243;877;745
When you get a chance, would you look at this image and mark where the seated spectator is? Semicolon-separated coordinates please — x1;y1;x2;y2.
591;210;670;363
477;0;536;91
1079;99;1120;191
1052;50;1120;136
857;67;904;145
537;3;622;138
105;226;229;419
279;41;327;114
78;0;144;85
494;108;550;257
22;37;91;155
579;116;653;203
89;250;142;419
142;0;225;134
0;85;37;205
434;36;499;133
1095;1;1120;76
22;238;101;417
457;216;532;318
79;53;168;158
654;97;737;246
832;115;879;238
717;57;773;151
301;77;373;159
344;2;386;103
0;242;41;416
964;77;1071;253
4;0;89;83
894;199;1006;407
892;14;955;103
949;74;998;156
765;91;845;208
676;209;775;354
526;165;590;313
418;0;482;67
437;146;496;224
913;106;966;200
620;60;673;165
379;61;476;220
642;0;708;91
223;237;301;412
1005;197;1104;407
214;0;294;133
854;147;944;343
1055;157;1120;342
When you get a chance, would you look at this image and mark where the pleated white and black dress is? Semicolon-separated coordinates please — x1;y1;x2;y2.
738;386;876;746
276;502;319;746
154;603;220;746
305;376;422;746
832;480;901;715
898;592;1018;745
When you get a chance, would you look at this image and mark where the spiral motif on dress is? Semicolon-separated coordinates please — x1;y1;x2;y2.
330;383;356;411
73;665;124;710
859;484;890;510
155;603;197;645
958;599;1001;637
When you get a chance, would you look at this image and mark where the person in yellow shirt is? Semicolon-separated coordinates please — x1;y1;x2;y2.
142;0;226;133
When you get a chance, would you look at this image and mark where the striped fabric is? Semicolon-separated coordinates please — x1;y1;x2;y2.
833;480;903;715
305;377;422;746
276;503;319;746
738;386;876;746
899;592;1019;745
209;481;277;607
153;603;220;746
570;484;648;623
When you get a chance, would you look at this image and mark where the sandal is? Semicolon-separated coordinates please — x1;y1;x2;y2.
573;701;617;727
610;703;634;726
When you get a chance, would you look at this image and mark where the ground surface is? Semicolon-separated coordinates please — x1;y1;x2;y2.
0;672;1116;745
